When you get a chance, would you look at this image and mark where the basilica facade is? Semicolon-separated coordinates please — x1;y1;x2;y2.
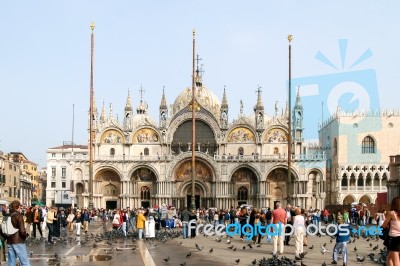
60;74;327;210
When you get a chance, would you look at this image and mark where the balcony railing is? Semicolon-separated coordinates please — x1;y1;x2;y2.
214;153;326;162
70;154;175;161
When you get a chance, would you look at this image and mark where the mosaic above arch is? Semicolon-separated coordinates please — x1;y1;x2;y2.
133;128;159;143
265;128;287;143
101;129;124;144
175;160;212;182
227;127;255;142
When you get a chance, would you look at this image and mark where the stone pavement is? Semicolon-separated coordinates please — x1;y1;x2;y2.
5;221;387;265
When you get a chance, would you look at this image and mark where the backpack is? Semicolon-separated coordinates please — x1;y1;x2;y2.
1;213;19;237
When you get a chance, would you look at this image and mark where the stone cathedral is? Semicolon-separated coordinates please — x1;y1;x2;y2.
68;73;327;210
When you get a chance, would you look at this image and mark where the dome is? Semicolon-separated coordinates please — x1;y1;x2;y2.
173;86;221;118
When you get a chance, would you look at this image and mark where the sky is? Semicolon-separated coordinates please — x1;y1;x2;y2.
0;1;399;168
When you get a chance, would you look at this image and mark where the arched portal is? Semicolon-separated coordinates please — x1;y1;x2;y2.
181;181;207;210
131;167;157;209
173;159;214;209
359;195;371;204
231;167;258;206
266;167;297;207
343;195;355;205
95;169;121;209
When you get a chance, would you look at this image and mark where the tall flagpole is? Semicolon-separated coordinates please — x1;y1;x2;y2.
287;35;293;204
191;29;196;211
89;22;95;209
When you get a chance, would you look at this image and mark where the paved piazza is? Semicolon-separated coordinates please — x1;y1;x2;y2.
14;220;387;265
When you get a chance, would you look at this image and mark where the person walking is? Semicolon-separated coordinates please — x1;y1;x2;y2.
25;207;33;238
73;210;83;238
0;200;30;266
46;207;57;243
31;205;43;240
331;219;351;266
82;208;90;235
180;207;190;239
239;207;249;240
136;209;146;240
382;196;400;266
293;208;305;260
189;210;197;238
271;202;287;255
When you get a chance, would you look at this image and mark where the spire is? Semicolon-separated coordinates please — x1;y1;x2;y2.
100;101;107;123
160;86;167;109
284;101;289;118
109;103;114;118
253;85;264;111
221;86;228;109
294;86;303;110
137;85;148;114
125;90;133;112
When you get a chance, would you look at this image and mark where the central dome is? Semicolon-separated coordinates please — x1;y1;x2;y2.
173;86;221;118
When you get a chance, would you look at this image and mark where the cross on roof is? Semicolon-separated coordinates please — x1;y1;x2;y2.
139;85;145;101
346;166;352;171
354;166;360;171
362;166;368;171
378;166;384;171
256;85;262;95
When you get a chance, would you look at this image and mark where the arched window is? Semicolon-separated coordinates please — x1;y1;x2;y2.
238;147;244;156
110;148;115;156
144;147;149;156
362;136;375;153
273;147;279;155
140;186;150;200
237;186;248;201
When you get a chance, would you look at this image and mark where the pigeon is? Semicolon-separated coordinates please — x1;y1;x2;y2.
235;259;240;264
354;246;357;252
227;239;231;244
320;244;329;254
196;245;203;251
309;245;314;250
29;251;33;257
322;262;327;266
248;243;253;249
54;253;59;260
209;248;213;253
163;256;170;262
216;238;221;242
186;252;191;258
373;245;379;251
243;246;246;250
92;243;98;248
180;262;186;266
233;247;237;251
251;259;257;265
257;244;261;247
356;254;365;262
369;243;372;247
301;261;307;266
228;245;234;249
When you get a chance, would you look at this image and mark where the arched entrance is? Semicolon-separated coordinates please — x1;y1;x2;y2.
359;195;371;204
95;169;121;209
230;167;258;207
174;159;214;209
266;167;296;207
131;167;157;208
343;194;355;205
181;182;206;210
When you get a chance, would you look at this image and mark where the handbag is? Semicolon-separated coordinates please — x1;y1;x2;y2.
379;226;389;240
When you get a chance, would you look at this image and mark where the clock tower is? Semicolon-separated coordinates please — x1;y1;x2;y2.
293;88;304;154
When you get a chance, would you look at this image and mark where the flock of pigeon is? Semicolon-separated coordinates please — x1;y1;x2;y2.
22;226;389;265
158;229;389;265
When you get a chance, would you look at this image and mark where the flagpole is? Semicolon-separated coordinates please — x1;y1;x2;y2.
89;22;95;209
191;29;196;211
287;35;293;205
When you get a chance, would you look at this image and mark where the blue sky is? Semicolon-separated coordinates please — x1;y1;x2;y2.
0;1;399;168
